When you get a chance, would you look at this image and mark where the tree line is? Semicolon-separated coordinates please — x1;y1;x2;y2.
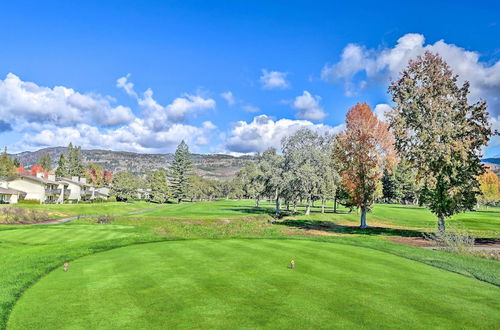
0;143;112;186
230;52;498;232
0;52;498;232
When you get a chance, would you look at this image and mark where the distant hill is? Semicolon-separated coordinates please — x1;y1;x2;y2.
11;147;254;181
483;158;500;165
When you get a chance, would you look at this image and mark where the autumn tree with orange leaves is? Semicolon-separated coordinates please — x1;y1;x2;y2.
332;103;395;228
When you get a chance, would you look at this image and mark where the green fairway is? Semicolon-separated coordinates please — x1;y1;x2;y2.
0;224;140;245
121;200;500;237
1;200;499;329
8;239;499;329
125;199;273;220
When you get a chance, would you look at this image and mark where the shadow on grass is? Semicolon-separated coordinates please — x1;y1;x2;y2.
225;207;276;215
277;219;423;237
226;207;354;218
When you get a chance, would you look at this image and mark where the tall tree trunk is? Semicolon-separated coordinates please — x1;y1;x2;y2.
321;199;325;213
360;207;367;228
312;199;315;207
293;201;297;213
437;215;446;233
286;201;290;211
333;195;337;213
305;198;311;216
256;197;260;207
275;189;280;213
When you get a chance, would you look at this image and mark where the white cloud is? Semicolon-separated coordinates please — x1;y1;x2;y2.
242;105;260;113
17;119;218;153
116;73;137;98
220;91;236;106
117;75;216;131
3;74;218;153
373;103;392;122
0;73;135;127
259;69;290;90
321;33;500;116
225;114;343;153
293;91;326;121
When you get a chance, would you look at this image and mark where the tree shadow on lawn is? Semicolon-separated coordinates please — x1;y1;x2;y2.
382;204;425;211
225;207;277;216
277;219;423;237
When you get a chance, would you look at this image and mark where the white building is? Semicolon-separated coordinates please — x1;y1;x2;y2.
0;173;69;203
58;176;96;202
0;186;26;204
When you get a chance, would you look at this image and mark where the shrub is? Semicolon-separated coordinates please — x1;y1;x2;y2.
96;214;114;224
18;200;41;205
0;207;49;223
424;222;475;256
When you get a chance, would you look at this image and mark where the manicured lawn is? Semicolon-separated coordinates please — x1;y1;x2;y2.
8;239;499;329
127;200;500;237
0;200;498;329
126;199;273;220
0;224;140;245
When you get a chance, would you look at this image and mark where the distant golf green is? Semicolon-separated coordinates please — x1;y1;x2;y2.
8;239;499;329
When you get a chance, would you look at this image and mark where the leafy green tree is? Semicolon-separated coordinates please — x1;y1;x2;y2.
236;162;265;206
392;161;418;205
66;143;84;176
169;141;194;203
147;170;169;203
13;158;21;168
258;148;284;212
382;161;418;204
55;153;68;177
381;169;397;202
282;128;328;215
111;171;140;201
0;147;14;178
388;52;492;232
39;153;52;172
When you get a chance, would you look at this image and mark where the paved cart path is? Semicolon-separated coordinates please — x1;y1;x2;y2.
37;206;162;225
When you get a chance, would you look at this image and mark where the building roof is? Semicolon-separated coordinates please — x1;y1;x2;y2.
58;178;94;188
0;187;26;195
1;174;68;186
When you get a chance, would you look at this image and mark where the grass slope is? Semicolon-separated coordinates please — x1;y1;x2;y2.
0;200;499;329
127;200;500;237
0;201;158;220
8;239;499;329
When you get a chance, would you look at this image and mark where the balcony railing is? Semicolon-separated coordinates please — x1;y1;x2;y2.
82;190;93;196
45;189;62;195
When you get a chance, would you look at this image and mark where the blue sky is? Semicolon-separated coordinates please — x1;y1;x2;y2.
0;0;499;156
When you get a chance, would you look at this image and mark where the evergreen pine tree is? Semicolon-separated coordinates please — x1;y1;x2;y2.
0;147;15;178
66;143;84;176
39;153;52;171
55;153;68;177
147;170;170;203
169;141;194;203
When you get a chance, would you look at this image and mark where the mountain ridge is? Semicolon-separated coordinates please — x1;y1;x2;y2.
11;147;254;181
